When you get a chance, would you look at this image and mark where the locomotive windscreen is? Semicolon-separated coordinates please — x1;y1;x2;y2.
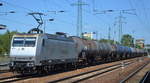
13;37;36;47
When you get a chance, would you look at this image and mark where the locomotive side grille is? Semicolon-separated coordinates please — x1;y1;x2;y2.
15;61;27;67
10;56;35;61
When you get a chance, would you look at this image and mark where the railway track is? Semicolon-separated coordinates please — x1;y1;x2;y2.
0;57;145;83
48;61;134;83
0;60;134;83
140;71;150;83
120;61;150;83
0;70;9;74
0;73;38;83
0;63;9;74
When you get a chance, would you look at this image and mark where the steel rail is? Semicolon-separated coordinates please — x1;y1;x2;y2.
140;71;150;83
48;61;133;83
120;61;150;83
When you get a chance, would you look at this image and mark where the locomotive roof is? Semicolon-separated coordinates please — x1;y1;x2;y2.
45;34;74;42
14;33;74;42
14;33;39;37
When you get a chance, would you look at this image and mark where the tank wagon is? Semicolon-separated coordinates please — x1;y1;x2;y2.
9;32;147;74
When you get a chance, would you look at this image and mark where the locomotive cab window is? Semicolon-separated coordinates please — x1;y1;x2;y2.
12;37;24;47
24;37;36;47
12;37;36;47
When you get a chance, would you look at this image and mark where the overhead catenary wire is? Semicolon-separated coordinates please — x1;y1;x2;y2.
127;0;150;44
1;0;149;43
65;0;71;4
64;0;112;35
128;0;150;31
65;0;112;37
0;17;34;27
1;0;76;31
46;0;112;36
83;10;114;40
90;0;116;39
0;1;36;27
92;0;96;11
83;9;111;26
128;0;144;28
0;0;34;12
140;0;150;28
42;0;76;26
81;1;114;40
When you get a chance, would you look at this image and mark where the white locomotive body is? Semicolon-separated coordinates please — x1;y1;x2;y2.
9;33;78;73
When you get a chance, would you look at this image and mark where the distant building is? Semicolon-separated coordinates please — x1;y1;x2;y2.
82;32;93;39
135;39;145;48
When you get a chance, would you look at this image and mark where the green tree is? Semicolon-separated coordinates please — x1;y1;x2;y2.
0;30;18;55
99;39;119;44
121;34;134;47
136;44;142;49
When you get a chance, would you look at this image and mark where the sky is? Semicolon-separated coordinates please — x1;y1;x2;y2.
0;0;150;44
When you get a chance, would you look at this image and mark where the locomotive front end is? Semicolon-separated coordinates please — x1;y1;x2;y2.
9;34;38;73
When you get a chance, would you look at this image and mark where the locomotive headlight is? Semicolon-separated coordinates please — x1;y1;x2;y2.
27;62;34;67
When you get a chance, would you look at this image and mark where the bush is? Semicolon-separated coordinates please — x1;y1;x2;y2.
0;30;18;56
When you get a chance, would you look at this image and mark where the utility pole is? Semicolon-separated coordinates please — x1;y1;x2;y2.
95;31;98;40
92;0;96;12
77;0;82;37
113;30;117;44
108;26;111;40
116;12;126;43
72;0;87;37
132;30;135;47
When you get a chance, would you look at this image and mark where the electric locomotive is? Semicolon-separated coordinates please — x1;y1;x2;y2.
9;32;78;73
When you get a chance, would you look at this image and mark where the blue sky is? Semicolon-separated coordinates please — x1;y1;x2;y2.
0;0;150;44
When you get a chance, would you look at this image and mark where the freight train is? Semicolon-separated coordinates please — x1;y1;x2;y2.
9;32;147;74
